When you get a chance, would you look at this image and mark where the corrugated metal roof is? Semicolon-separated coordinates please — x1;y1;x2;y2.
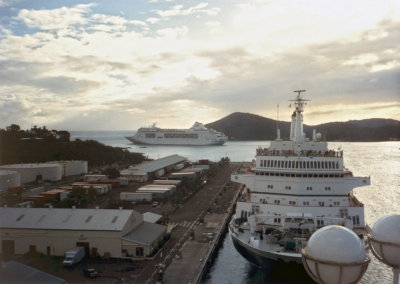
0;207;139;231
143;212;162;223
133;154;186;173
122;221;166;245
0;261;66;284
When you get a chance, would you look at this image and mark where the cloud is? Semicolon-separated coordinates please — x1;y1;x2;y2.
154;2;220;18
0;2;399;130
18;4;94;30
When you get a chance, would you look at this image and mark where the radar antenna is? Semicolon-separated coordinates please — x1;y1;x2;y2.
294;90;306;98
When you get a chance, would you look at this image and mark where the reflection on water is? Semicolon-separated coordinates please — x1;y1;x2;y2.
70;132;400;284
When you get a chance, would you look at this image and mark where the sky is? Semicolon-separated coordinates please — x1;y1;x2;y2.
0;0;399;130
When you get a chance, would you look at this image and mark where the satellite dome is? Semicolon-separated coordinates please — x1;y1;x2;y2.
371;214;400;267
305;225;366;263
303;226;369;284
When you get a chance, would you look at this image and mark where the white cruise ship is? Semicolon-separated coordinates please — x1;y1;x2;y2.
126;122;228;146
229;91;370;266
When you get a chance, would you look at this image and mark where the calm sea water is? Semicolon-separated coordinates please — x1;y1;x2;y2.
70;131;400;284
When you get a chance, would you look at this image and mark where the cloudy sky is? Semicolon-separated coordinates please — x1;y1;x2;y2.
0;0;399;130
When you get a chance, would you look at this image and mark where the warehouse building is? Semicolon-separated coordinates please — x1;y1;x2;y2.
0;170;21;193
0;207;166;259
46;160;88;177
121;154;187;182
0;164;62;184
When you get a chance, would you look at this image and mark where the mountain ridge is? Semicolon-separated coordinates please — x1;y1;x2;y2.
205;112;400;141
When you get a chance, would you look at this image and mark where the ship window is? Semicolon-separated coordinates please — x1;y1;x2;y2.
313;161;317;168
278;161;281;168
266;160;269;167
321;162;325;169
303;201;309;206
352;215;360;225
333;201;340;206
318;201;324;206
329;161;332;168
325;161;328;168
274;160;277;167
145;133;155;138
317;220;324;227
318;162;321;168
307;161;310;168
307;186;313;190
295;162;299;168
285;161;288;168
339;209;348;218
336;162;339;169
310;162;313;169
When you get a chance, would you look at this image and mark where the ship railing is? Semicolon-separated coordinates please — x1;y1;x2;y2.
256;149;343;158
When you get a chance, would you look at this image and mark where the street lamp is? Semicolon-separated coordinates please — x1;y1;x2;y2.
301;225;370;284
368;214;400;284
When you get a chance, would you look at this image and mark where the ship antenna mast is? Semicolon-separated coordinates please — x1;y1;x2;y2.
276;103;281;140
294;90;306;98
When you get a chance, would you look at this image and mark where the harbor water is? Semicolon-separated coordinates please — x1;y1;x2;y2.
71;131;400;284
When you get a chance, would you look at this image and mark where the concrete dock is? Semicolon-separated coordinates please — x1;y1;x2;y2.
162;186;241;284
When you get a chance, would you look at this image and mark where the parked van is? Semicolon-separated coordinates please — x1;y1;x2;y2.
62;247;85;266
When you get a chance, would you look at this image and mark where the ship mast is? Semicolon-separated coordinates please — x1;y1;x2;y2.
290;90;309;144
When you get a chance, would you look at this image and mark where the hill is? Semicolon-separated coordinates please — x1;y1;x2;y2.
0;125;145;167
205;113;400;141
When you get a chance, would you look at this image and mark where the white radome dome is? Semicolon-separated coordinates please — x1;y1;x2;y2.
316;133;322;140
371;214;400;267
304;225;368;284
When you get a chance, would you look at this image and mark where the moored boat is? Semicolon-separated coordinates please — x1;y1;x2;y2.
230;90;370;267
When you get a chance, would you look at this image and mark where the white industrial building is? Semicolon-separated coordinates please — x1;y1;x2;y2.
47;160;88;177
0;207;166;259
121;154;187;182
0;170;21;193
0;164;62;184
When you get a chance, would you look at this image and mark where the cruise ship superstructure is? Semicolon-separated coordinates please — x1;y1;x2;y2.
126;122;228;146
229;91;370;265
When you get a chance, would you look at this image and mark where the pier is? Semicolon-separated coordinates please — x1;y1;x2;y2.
137;162;245;284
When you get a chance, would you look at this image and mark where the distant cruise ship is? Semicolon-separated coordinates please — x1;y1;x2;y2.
126;122;228;146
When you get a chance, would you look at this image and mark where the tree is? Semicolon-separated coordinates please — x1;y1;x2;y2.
6;124;20;132
104;167;120;179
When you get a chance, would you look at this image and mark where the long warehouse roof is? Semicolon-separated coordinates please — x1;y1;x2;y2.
0;207;140;231
133;154;186;173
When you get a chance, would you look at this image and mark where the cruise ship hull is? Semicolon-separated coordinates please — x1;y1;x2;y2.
229;225;302;266
230;226;312;281
125;136;226;146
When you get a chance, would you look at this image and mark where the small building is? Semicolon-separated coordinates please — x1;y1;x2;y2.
153;179;181;186
120;192;153;202
0;261;66;284
169;172;197;179
40;189;68;201
0;164;62;184
120;169;148;182
0;207;166;259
